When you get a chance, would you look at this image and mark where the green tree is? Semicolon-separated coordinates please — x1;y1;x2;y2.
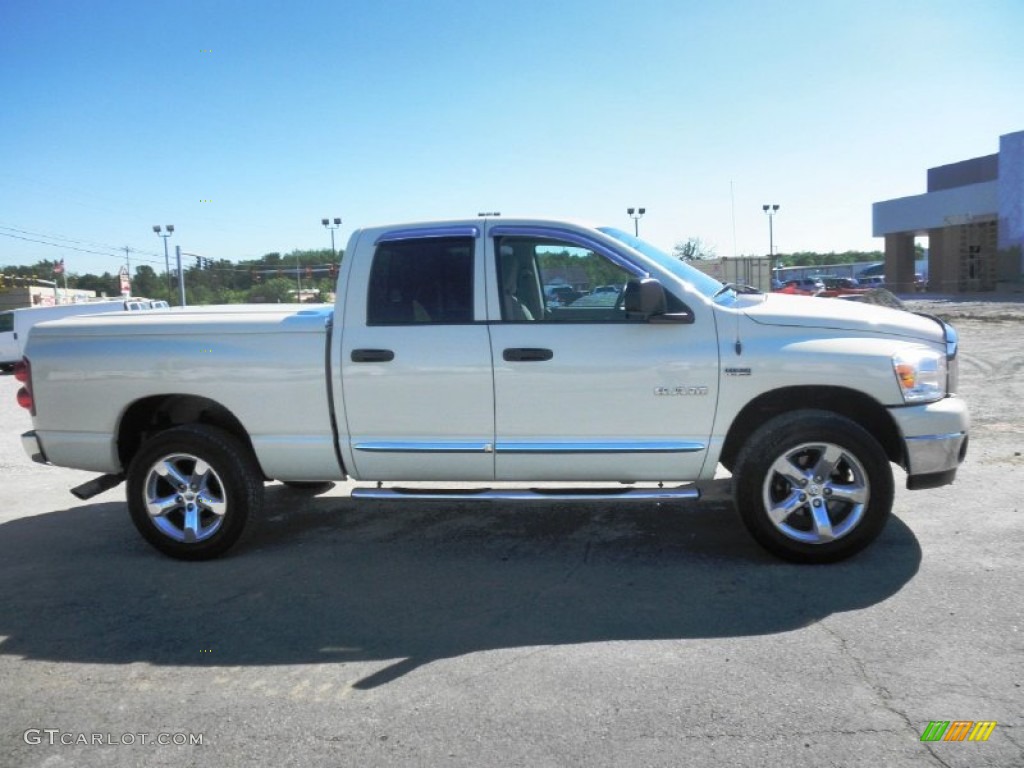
132;264;162;298
673;238;716;261
73;272;118;297
247;278;294;303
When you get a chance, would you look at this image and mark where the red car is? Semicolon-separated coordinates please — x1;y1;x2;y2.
775;278;824;295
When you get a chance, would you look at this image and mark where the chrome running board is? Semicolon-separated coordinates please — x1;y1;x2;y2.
351;485;700;502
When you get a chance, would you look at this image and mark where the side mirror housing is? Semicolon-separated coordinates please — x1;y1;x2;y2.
624;278;667;318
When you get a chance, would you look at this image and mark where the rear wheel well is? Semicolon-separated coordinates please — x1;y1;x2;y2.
719;387;903;472
117;395;261;476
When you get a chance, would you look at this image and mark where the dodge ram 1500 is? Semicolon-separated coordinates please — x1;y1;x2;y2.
16;218;969;562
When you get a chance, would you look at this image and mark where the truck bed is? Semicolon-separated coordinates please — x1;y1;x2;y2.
26;305;341;480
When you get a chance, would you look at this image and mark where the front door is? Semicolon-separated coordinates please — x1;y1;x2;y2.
486;225;719;482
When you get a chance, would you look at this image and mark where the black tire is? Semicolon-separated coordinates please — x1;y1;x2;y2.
733;410;894;564
126;424;263;560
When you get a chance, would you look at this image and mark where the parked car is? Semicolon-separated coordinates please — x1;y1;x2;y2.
543;284;583;307
775;278;824;295
819;277;871;298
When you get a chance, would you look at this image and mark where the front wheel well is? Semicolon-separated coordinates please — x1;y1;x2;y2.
718;386;903;472
116;395;261;476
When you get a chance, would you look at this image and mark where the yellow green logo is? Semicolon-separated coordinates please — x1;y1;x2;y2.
920;721;997;742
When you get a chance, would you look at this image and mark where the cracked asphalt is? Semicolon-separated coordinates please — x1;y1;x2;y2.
0;298;1021;767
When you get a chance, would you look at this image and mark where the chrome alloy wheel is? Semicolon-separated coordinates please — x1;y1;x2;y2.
143;453;228;543
761;441;869;545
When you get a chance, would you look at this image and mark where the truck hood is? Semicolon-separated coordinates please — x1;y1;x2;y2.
740;293;943;342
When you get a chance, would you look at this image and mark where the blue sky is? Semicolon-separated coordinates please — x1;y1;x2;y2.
2;0;1023;276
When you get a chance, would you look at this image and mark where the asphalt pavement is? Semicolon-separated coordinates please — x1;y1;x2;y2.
0;315;1020;767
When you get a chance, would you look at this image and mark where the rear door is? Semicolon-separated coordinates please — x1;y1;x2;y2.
338;226;495;480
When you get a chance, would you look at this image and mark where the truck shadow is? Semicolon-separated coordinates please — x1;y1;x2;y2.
0;483;921;689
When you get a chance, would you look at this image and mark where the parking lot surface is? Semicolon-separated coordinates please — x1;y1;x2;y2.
0;299;1021;767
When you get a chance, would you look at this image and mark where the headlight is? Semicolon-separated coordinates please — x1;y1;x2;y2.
892;348;946;403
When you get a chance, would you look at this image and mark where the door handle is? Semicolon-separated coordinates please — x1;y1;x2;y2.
503;348;553;362
351;349;395;363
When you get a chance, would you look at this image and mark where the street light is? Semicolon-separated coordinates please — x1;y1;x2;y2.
762;204;780;274
153;225;174;298
626;207;646;237
322;217;341;257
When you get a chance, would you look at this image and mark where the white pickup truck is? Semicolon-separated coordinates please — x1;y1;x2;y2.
1;298;168;373
15;218;968;563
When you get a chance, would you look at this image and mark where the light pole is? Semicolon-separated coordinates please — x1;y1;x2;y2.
626;207;646;237
175;246;187;307
179;250;211;307
153;225;174;298
322;217;341;257
762;204;780;274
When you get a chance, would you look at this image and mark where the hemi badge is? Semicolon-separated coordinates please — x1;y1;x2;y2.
724;367;752;376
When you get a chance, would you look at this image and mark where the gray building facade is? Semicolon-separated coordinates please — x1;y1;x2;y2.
872;130;1024;292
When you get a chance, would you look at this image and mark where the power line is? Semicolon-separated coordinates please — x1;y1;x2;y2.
0;231;165;268
0;224;164;259
0;223;161;257
0;224;341;274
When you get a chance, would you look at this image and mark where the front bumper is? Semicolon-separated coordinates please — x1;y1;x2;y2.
888;397;969;489
21;430;49;465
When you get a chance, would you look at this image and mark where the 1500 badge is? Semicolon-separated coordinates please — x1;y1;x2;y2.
654;386;708;396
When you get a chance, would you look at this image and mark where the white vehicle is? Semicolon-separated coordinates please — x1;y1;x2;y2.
0;299;161;373
16;218;969;563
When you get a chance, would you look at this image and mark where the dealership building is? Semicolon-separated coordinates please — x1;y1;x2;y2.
873;129;1024;292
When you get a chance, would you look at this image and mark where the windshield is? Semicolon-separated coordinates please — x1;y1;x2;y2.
598;227;725;299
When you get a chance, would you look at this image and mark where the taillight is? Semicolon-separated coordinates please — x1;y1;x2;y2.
13;358;34;415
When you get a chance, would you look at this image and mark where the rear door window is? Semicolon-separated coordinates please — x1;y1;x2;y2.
367;237;474;325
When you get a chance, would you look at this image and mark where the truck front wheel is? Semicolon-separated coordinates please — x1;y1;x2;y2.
733;410;894;563
126;425;263;560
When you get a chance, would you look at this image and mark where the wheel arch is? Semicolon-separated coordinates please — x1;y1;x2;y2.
719;386;903;472
116;395;263;477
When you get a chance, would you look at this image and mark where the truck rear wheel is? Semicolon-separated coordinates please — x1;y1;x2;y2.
126;425;263;560
733;410;893;563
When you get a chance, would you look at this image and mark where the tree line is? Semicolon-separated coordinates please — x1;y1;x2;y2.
0;248;344;305
672;236;901;267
